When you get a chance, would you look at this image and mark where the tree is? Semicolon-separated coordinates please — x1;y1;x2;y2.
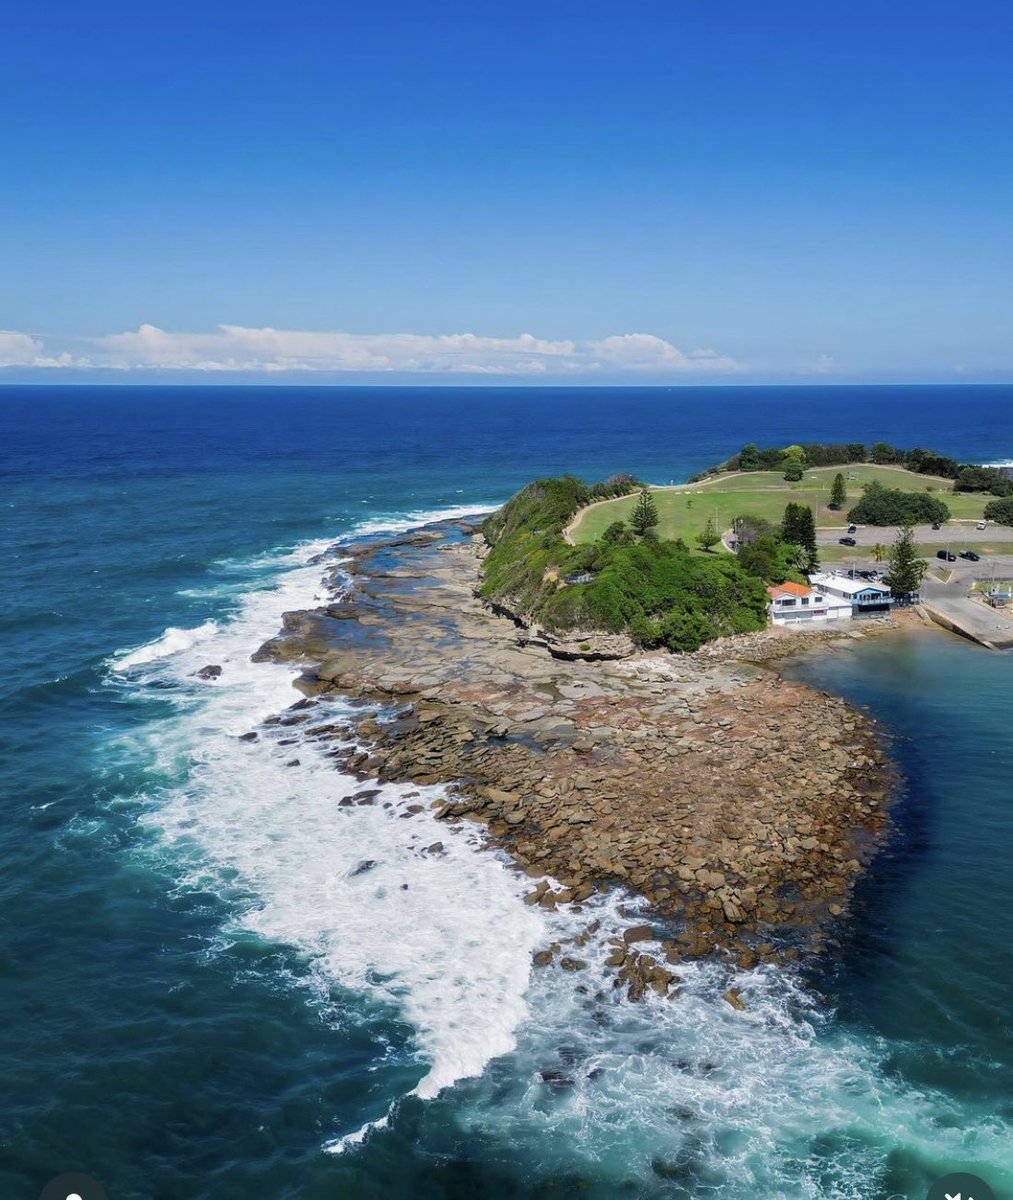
848;482;950;526
696;517;722;552
780;502;819;572
601;519;634;546
731;513;775;547
887;524;927;595
738;442;761;471
872;542;887;563
829;472;847;510
629;488;659;536
871;441;902;464
783;463;804;482
984;496;1013;525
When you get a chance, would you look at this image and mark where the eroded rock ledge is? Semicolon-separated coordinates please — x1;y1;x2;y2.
256;522;895;970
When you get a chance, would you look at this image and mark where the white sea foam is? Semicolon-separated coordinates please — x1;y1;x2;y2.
114;621;221;669
108;503;548;1146
452;892;1013;1197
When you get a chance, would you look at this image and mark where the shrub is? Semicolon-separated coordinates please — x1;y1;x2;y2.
848;482;950;526
602;520;634;546
984;496;1013;525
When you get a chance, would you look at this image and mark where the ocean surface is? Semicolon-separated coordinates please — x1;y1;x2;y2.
1;383;1011;1200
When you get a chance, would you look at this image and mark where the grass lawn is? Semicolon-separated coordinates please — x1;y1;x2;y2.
569;464;988;545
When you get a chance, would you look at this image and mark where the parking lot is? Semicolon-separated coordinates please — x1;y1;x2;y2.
817;520;1013;548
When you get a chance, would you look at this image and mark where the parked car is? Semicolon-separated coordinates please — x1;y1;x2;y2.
936;550;957;562
977;520;987;530
847;524;857;533
931;521;942;530
959;550;981;561
839;536;857;546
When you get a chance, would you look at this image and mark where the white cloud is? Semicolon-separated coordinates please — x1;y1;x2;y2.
0;330;78;368
84;323;742;376
0;323;743;377
91;324;583;375
587;333;742;373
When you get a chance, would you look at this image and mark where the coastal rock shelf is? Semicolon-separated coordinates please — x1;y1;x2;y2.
255;522;894;969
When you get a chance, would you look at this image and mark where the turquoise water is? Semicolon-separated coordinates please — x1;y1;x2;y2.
2;385;1012;1199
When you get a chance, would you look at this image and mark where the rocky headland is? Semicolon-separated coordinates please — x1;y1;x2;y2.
254;520;896;992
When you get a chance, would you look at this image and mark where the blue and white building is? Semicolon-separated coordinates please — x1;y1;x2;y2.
808;571;894;617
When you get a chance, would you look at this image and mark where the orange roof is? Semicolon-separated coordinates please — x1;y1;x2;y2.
767;581;812;599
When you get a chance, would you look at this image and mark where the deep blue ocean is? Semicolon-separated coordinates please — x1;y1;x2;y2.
2;384;1012;1200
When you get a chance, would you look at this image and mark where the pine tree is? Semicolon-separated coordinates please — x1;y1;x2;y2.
829;472;847;510
887;524;927;595
696;516;721;552
780;502;819;572
629;488;659;536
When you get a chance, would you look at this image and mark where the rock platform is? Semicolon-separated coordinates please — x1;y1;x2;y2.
255;522;896;972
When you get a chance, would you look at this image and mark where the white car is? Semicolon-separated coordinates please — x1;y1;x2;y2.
977;520;988;530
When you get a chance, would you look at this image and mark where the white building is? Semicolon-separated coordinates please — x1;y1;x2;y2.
767;581;853;625
808;571;893;616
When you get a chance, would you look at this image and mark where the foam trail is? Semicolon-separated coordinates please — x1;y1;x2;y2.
324;1108;393;1155
114;621;219;669
107;503;552;1144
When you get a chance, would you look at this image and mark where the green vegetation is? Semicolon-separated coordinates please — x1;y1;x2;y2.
630;488;659;536
480;474;769;651
696;439;996;486
727;508;815;585
953;465;1013;495
718;440;867;477
829;472;847;509
984;496;1013;525
575;541;769;650
481;474;640;613
570;464;988;546
780;503;819;572
695;516;721;552
848;482;951;526
886;524;928;595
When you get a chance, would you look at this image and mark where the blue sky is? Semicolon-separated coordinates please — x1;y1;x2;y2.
2;0;1011;382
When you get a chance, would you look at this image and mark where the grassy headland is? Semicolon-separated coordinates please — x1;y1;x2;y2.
569;464;989;545
480;476;769;651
